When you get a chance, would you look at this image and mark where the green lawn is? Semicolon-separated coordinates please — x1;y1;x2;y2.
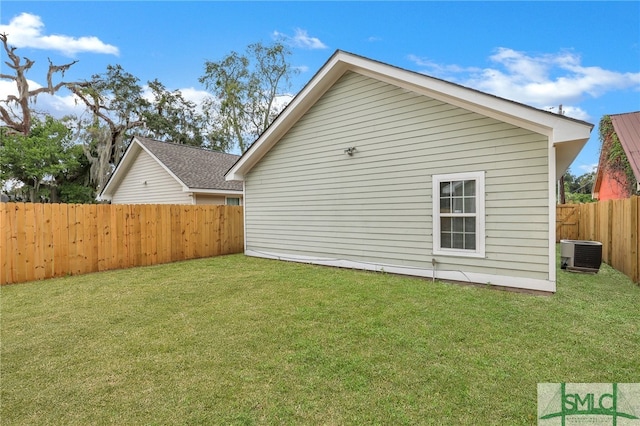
1;251;638;425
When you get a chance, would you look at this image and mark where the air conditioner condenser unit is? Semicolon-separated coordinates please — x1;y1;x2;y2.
560;240;603;273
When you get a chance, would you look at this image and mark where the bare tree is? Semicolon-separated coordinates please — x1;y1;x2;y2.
0;33;87;135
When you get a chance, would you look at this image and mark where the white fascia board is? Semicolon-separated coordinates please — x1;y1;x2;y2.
186;188;243;196
135;138;191;192
350;54;592;177
552;117;593;144
350;56;592;146
245;250;556;293
225;50;592;181
225;54;350;181
100;136;193;200
353;57;591;182
98;138;142;200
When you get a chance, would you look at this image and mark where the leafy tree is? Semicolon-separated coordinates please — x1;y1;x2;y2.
565;192;594;204
71;66;216;190
562;171;595;204
0;116;81;202
599;115;637;197
199;41;297;152
141;79;206;146
70;64;149;191
53;141;94;203
575;172;595;194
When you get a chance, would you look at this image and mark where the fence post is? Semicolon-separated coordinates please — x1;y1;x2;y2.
631;196;639;283
607;201;614;265
1;203;14;285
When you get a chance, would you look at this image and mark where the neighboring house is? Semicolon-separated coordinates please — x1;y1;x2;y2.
592;111;640;200
99;136;243;205
226;51;593;293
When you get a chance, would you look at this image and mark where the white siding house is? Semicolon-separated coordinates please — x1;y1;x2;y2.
226;51;593;293
99;137;243;205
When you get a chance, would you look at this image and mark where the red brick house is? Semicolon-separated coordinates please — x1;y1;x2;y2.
593;111;640;200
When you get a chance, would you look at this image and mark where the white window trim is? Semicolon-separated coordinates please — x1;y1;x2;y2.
432;171;486;258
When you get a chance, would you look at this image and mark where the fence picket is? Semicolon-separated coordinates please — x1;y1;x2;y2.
53;204;69;278
41;204;54;278
1;204;16;283
159;205;171;264
0;203;244;285
557;196;640;284
627;197;640;282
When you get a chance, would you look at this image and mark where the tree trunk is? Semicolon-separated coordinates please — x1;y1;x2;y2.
49;186;59;203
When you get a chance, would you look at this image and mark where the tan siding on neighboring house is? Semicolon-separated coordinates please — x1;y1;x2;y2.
245;71;550;281
111;150;193;205
195;195;226;205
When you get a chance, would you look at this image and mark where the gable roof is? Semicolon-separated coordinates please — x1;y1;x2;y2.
592;111;640;199
99;136;242;201
226;50;593;181
610;111;640;180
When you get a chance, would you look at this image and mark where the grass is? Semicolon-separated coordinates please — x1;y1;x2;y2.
1;251;639;425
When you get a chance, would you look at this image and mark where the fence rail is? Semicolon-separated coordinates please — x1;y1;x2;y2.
1;203;244;285
556;196;639;284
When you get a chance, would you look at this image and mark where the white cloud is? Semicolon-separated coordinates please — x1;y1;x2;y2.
542;105;590;122
0;79;86;120
577;163;598;174
2;78;218;123
0;12;119;56
273;94;294;112
467;49;640;106
273;28;327;50
141;85;214;115
0;80;19;99
179;87;215;107
407;54;480;77
408;48;640;121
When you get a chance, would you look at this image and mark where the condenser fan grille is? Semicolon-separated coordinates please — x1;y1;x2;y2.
560;240;602;273
573;243;602;269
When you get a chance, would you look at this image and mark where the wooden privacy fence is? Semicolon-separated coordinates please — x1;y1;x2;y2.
556;204;580;241
556;196;639;284
1;203;244;285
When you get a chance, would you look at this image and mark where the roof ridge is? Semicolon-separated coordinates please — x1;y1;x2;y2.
610;111;640;117
135;136;240;158
330;50;593;127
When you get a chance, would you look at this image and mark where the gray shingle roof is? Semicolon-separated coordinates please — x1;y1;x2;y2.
135;137;242;191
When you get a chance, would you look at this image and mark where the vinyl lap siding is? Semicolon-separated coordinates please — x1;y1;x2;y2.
245;71;550;281
111;149;193;204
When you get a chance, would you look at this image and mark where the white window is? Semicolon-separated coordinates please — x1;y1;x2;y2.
226;197;241;206
432;171;485;258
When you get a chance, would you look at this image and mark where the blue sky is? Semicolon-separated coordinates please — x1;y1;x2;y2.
1;1;639;175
